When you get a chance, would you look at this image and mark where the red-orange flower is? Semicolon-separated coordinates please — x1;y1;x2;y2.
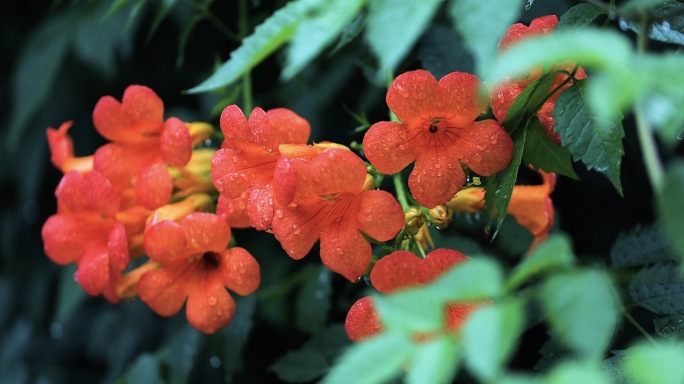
271;148;404;281
490;15;587;144
345;248;476;341
363;70;514;208
211;105;310;231
46;121;94;174
92;85;192;209
41;171;129;302
138;212;260;333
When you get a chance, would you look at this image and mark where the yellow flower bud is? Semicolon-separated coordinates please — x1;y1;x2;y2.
429;204;454;229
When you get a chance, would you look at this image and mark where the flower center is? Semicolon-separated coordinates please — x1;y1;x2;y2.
202;251;221;270
426;117;445;134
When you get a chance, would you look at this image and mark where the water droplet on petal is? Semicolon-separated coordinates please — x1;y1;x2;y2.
476;144;487;151
472;153;483;163
293;224;301;235
208;296;218;306
335;247;344;255
231;156;238;162
399;144;406;151
489;134;498;145
275;209;283;218
268;198;273;206
497;93;505;103
434;163;440;169
394;83;410;98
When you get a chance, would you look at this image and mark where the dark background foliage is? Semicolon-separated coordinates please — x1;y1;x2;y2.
0;0;676;383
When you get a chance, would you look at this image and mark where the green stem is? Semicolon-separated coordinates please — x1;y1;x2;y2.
393;173;410;211
239;0;253;112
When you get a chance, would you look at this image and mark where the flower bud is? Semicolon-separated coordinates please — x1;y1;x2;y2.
404;207;426;236
363;174;375;191
429;204;454;229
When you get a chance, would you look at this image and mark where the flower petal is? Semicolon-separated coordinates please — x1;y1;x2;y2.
356;190;404;241
272;199;326;260
216;192;251;228
46;121;74;171
320;215;371;281
370;251;423;293
267;108;311;145
57;171;120;216
247;184;275;231
219;247;260;295
75;244;110;296
161;117;192;168
186;272;236;333
459;120;514;176
362;121;415;175
42;215;86;265
345;297;382;342
419;248;468;284
136;163;173;210
445;302;477;332
219;104;250;144
143;219;188;265
93;85;164;143
138;266;191;316
181;213;231;255
310;148;366;196
386;70;440;124
94;142;159;191
211;146;277;198
490;82;522;124
434;71;486;126
409;148;466;208
498;15;558;50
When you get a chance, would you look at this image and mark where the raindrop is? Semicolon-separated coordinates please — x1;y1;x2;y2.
268;198;273;206
618;18;629;31
293;224;301;235
472;153;483;163
476;144;487;151
335;247;344;255
275;210;284;218
399;144;406;151
231;156;238;162
208;296;218;306
489;134;498;145
366;215;373;221
434;163;440;169
496;93;505;103
662;21;671;31
394;83;410;98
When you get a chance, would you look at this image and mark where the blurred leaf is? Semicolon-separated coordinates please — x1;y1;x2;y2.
534;338;571;372
485;124;525;237
620;0;674;12
506;234;575;291
54;264;86;323
610;224;674;268
554;80;625;195
629;261;684;315
449;0;523;76
624;342;684;384
426;257;504;302
656;156;684;266
158;325;201;384
541;269;620;359
418;24;475;78
148;0;179;40
270;347;330;383
118;353;164;384
295;265;332;334
283;0;367;80
547;360;611;384
463;299;524;382
654;314;684;339
365;0;442;80
329;12;367;55
500;71;556;131
406;337;460;384
522;118;579;179
322;332;414;384
305;325;351;360
556;3;606;31
374;288;445;333
187;0;323;93
625;2;684;45
601;350;633;384
220;295;256;381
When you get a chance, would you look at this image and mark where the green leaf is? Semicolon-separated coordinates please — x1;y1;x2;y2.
624;342;684;384
554;80;625;194
601;350;632;384
305;325;352;360
485;124;525;236
657;159;684;271
283;0;367;80
507;234;575;291
522;118;579;179
501;72;557;131
406;337;461;384
365;0;442;80
296;265;332;334
158;326;201;384
540;269;620;359
462;299;524;382
270;347;331;383
610;224;674;268
418;24;475;78
147;0;179;40
486;28;632;85
654;314;684;339
547;360;611;384
220;295;256;381
623;2;684;46
620;0;673;12
118;354;164;384
322;332;415;384
428;257;504;302
448;0;523;76
629;261;684;315
556;3;607;31
54;264;86;323
187;0;322;93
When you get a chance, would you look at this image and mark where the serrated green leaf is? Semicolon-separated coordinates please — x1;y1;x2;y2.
522;118;579;179
449;0;523;76
541;269;620;359
406;337;460;384
187;0;322;93
624;342;684;384
554;80;625;194
556;3;607;31
119;354;164;384
269;347;330;383
283;0;367;80
547;360;611;384
322;332;414;384
629;261;684;315
158;326;201;384
486;29;632;85
296;265;332;334
610;224;674;268
656;156;684;265
365;0;442;80
507;234;575;291
463;299;524;382
654;314;684;339
501;72;557;131
485;124;525;236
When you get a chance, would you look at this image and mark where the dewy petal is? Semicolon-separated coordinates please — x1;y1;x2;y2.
459;120;514;176
46;121;74;171
370;251;423;294
498;15;558;50
216;192;251;229
434;71;486;126
57;171;120;216
161;117;192;168
319;214;371;281
93;85;164;143
143;220;188;265
181;213;231;255
75;244;111;296
490;82;523;125
362;121;415;175
94;142;160;191
42;215;86;265
267;108;311;145
219;104;250;144
108;221;130;272
186;272;236;333
310;148;366;196
136;163;173;210
211;146;277;199
386;70;441;125
419;248;468;284
247;107;279;149
219;247;260;296
409;147;467;208
138;266;191;316
247;184;275;231
345;297;383;342
356;190;404;242
272;156;298;206
271;199;326;260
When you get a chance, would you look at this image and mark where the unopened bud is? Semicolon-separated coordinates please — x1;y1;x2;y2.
429;204;454;229
363;174;375;191
404;207;426;236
